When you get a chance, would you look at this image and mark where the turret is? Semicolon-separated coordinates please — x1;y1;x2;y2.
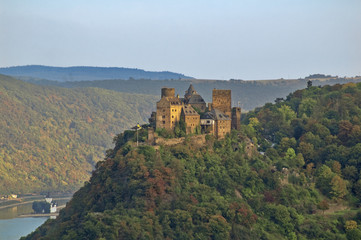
161;88;175;98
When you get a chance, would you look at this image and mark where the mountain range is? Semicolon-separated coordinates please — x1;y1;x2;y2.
22;76;361;111
0;65;192;82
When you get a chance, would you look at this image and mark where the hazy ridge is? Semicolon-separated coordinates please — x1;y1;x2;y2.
0;65;192;82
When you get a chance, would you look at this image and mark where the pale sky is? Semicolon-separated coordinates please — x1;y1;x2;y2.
0;0;360;80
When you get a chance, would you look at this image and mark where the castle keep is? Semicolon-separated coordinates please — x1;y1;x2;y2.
151;84;241;138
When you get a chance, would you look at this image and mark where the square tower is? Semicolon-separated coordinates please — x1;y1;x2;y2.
231;107;241;130
212;89;231;117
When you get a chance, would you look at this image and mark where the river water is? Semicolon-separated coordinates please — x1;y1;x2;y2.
0;217;48;240
0;199;69;239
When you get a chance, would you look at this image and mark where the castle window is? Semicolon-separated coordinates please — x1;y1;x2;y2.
163;121;165;124
172;121;174;123
172;115;174;118
162;115;165;119
172;109;174;112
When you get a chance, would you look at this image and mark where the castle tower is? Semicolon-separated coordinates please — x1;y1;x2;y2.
156;88;183;131
161;87;175;98
231;107;241;130
212;89;231;117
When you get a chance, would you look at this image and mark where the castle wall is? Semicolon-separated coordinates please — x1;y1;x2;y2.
200;119;215;134
231;107;241;130
156;99;171;130
170;103;183;129
212;89;231;117
184;115;200;134
156;97;183;131
215;119;231;139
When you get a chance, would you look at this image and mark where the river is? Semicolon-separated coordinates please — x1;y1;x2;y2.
0;199;70;239
0;217;48;240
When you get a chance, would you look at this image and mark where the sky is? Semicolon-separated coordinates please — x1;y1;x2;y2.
0;0;360;80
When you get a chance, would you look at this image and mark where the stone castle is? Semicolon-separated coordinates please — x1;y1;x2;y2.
149;84;241;138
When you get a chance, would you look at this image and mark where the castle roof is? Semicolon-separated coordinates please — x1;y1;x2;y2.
182;105;199;116
187;94;206;104
186;84;196;94
201;109;231;121
184;84;206;106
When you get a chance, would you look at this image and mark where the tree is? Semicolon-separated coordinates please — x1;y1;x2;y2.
32;201;50;213
330;175;347;200
317;200;329;214
307;80;312;88
345;220;357;230
346;229;361;240
352;179;361;200
331;161;342;175
277;105;297;124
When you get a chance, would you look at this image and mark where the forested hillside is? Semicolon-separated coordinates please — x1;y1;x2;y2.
24;82;361;239
246;82;361;204
24;76;361;110
0;65;191;82
0;74;157;194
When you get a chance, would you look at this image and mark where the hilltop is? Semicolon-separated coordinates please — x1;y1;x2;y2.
24;82;361;239
0;65;192;82
0;74;157;194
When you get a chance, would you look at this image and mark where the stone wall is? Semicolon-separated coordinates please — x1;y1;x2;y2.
231;107;241;130
215;119;231;138
212;89;231;117
184;115;200;134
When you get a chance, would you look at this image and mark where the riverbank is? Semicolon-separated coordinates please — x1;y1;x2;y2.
0;195;72;210
18;204;66;218
0;196;71;220
19;213;58;218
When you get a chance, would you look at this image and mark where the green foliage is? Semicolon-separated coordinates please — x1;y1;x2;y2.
32;201;50;213
23;82;361;239
0;75;156;194
245;82;361;203
174;119;186;137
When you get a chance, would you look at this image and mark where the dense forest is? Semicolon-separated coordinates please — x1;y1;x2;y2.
24;82;361;239
22;75;361;110
0;74;157;194
0;65;191;82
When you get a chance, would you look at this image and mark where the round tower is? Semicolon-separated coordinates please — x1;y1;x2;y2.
161;88;175;98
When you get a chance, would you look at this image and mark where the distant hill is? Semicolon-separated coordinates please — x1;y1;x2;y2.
23;76;361;110
0;74;157;195
0;65;192;82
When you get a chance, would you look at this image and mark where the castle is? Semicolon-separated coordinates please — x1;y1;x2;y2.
149;84;241;138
